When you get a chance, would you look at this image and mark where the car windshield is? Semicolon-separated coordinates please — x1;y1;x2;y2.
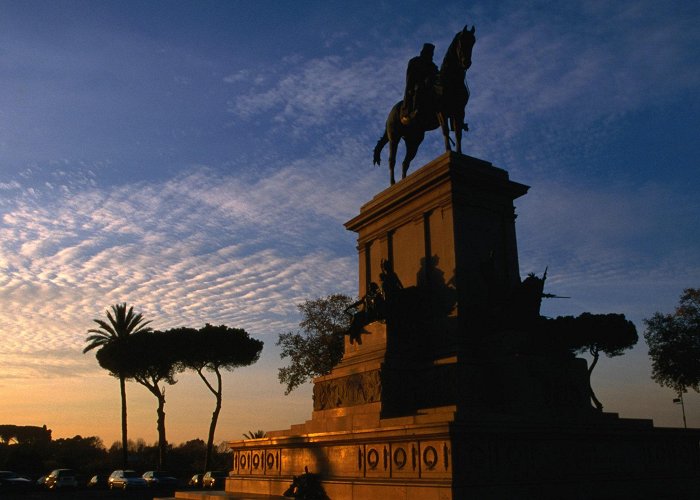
57;470;74;477
123;471;139;478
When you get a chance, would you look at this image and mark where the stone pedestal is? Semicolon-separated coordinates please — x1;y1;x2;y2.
216;153;700;499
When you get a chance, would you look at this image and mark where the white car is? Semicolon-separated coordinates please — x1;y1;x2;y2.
108;470;148;490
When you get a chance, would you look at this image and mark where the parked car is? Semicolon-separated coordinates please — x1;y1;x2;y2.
0;471;32;490
188;473;204;488
202;470;227;489
87;474;109;489
44;469;78;490
108;470;148;490
142;470;178;488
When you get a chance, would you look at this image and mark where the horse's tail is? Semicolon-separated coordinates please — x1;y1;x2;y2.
373;131;388;166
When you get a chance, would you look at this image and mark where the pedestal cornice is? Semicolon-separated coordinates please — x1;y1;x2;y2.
345;152;529;242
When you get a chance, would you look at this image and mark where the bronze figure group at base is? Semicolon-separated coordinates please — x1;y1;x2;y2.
374;25;476;185
343;259;403;344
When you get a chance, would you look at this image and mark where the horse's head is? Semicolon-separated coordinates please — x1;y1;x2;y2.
455;25;476;70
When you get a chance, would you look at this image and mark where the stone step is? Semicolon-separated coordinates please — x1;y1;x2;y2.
156;491;285;500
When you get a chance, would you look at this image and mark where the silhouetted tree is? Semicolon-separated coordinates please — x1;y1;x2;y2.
243;430;266;439
169;438;207;472
98;331;178;469
83;303;152;467
49;435;108;475
0;432;232;479
0;441;44;474
177;325;263;470
644;288;700;397
546;313;638;410
277;294;353;394
0;425;51;445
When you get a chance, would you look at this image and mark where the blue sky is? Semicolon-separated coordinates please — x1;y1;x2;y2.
0;0;699;446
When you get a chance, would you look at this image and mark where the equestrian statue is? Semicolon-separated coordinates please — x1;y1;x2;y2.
373;25;476;185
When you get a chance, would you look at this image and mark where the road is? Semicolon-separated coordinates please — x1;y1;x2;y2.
0;487;186;499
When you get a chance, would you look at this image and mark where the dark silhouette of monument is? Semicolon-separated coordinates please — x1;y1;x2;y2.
221;153;700;499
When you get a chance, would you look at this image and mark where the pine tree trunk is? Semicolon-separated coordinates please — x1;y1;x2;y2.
157;392;167;469
204;368;223;471
588;349;604;411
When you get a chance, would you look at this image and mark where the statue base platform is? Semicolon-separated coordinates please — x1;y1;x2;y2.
218;410;700;499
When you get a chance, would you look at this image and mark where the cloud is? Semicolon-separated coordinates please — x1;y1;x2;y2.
228;54;402;133
0;181;21;190
0;162;360;380
473;1;699;126
223;70;250;84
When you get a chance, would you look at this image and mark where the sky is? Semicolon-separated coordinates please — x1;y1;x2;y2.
0;0;699;448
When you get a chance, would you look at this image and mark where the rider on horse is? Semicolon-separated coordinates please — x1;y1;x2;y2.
401;43;438;126
374;26;476;185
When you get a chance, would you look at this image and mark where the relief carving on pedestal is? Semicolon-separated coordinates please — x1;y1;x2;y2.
313;370;382;410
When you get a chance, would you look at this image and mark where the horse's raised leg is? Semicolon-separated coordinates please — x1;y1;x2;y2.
388;138;399;185
402;139;420;179
438;113;452;152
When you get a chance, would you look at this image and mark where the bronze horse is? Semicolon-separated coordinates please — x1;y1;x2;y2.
373;25;476;185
